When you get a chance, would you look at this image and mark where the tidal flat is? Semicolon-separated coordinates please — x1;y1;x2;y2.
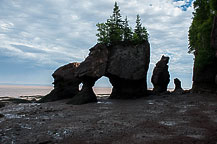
0;93;217;144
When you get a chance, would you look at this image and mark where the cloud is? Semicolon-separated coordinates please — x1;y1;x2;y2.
0;0;195;87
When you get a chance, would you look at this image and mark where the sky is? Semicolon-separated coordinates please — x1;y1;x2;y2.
0;0;195;88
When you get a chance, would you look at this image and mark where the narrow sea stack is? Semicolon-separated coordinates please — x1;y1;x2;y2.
151;55;170;93
172;78;184;95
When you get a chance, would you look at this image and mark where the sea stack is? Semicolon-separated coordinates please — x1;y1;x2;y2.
151;55;170;93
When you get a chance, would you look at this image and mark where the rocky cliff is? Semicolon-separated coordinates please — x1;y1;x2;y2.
40;41;150;104
192;15;217;93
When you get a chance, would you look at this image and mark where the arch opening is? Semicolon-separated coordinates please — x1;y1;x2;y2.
93;76;112;98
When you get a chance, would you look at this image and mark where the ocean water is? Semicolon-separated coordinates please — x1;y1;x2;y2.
0;85;53;98
0;85;112;98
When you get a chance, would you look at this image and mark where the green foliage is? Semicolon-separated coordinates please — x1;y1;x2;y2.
96;2;149;45
107;2;124;44
96;23;109;44
133;15;149;43
188;0;217;68
210;0;217;13
123;16;133;41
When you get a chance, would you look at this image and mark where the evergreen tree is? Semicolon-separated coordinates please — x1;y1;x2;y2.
133;14;149;43
123;16;133;41
107;2;124;44
188;0;216;67
96;2;149;45
96;23;110;44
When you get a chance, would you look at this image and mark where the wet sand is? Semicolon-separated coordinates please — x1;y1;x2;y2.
0;93;217;144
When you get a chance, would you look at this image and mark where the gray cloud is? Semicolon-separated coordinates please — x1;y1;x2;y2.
0;0;194;87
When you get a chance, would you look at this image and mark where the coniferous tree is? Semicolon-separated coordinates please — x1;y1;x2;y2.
96;2;149;45
123;16;133;41
96;23;110;44
188;0;217;67
133;14;148;43
107;2;124;44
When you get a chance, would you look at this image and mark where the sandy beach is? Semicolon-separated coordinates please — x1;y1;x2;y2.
0;92;217;144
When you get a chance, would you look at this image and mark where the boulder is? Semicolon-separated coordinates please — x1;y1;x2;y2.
107;42;150;98
151;55;170;93
38;62;81;102
172;78;184;95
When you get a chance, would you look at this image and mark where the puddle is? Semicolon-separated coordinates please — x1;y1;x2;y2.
4;114;25;119
20;124;32;130
178;109;187;113
97;101;112;105
147;100;154;105
187;135;204;139
159;121;177;126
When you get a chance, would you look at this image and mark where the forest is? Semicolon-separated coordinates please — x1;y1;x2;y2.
188;0;217;68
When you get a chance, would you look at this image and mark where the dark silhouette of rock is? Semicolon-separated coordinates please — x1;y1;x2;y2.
0;102;5;108
38;63;81;102
40;41;150;104
172;78;184;94
211;15;217;58
151;55;170;93
67;78;97;105
68;44;108;104
107;42;150;98
212;15;217;87
192;15;217;93
0;113;4;118
75;43;108;78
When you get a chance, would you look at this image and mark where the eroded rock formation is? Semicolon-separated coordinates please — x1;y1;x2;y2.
192;15;217;93
107;43;150;98
151;55;170;93
38;62;81;102
68;43;108;104
172;78;184;95
39;41;150;104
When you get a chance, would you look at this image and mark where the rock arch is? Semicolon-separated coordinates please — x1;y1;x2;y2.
39;42;150;104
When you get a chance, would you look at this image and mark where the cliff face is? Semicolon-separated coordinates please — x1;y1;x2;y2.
212;15;217;85
192;15;217;93
40;41;150;104
107;42;150;99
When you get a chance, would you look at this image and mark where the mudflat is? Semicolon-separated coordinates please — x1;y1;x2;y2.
0;93;217;144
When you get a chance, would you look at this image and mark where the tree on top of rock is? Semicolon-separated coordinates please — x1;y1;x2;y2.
96;2;149;45
133;15;149;43
123;16;133;41
107;2;124;44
